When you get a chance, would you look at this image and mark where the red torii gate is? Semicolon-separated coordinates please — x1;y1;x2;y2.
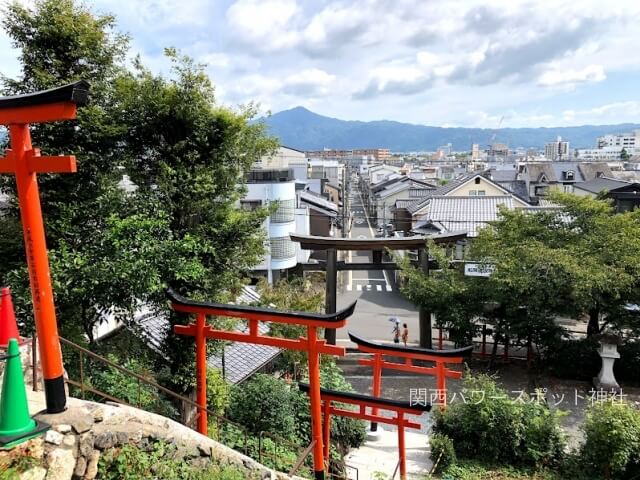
349;333;472;420
168;289;356;480
298;383;431;480
0;81;90;413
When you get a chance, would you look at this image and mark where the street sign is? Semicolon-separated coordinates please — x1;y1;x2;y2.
464;263;495;277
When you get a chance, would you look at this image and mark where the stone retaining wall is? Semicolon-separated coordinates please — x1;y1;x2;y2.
5;396;304;480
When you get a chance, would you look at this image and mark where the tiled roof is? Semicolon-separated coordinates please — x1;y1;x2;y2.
573;177;630;194
406;172;485;214
395;199;415;209
298;190;339;213
523;162;613;183
132;286;281;384
413;195;515;237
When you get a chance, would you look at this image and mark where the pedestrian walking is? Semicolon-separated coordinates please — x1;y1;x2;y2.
389;317;400;343
401;323;409;347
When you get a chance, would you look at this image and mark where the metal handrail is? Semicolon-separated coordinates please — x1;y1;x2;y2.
391;459;400;479
288;440;315;475
55;335;306;472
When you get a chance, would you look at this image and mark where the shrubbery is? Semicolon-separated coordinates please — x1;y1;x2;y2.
547;338;640;383
430;432;456;473
97;442;253;480
577;400;640;479
433;374;565;468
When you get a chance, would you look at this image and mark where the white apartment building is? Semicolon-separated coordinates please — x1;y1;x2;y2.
242;169;310;283
255;146;308;180
544;136;570;161
597;130;640;152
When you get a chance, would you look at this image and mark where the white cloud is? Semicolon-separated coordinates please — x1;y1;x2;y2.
226;0;299;52
538;65;606;88
282;68;335;97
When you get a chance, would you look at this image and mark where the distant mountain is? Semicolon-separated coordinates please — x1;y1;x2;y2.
261;106;640;152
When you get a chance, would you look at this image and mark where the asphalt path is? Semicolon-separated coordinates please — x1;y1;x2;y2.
335;176;420;345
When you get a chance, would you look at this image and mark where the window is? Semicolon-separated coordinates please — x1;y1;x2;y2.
477;190;486;196
469;190;477;196
564;170;575;181
474;177;481;184
240;200;261;211
271;199;295;223
270;237;296;259
563;184;573;193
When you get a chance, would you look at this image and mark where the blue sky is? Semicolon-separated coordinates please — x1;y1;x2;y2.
1;0;640;128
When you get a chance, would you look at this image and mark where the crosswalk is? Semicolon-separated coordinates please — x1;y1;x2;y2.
346;284;393;292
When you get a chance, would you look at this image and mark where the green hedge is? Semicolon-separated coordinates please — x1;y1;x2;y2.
547;339;640;383
433;374;565;468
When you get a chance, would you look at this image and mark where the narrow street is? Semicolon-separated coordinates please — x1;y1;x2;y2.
335;173;420;346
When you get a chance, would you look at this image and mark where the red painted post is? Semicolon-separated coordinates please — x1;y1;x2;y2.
397;412;406;479
10;125;66;413
370;353;382;431
436;361;446;408
322;401;331;460
195;313;208;435
307;326;325;480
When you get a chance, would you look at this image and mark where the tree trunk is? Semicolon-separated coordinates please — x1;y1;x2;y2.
587;307;600;337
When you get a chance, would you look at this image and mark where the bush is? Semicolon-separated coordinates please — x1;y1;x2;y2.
430;433;456;473
434;373;565;468
227;374;296;438
578;400;640;479
97;442;254;480
617;342;640;383
441;460;562;480
547;338;640;383
547;338;600;380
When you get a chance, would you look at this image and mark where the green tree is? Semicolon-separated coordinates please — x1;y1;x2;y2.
0;0;276;386
620;148;630;161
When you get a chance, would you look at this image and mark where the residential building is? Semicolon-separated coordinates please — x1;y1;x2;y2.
308;158;342;185
372;177;436;228
324;182;341;205
518;162;612;203
544;136;570;161
597;130;640;151
573;177;640;212
396;172;531;237
243;169;310;283
297;190;339;259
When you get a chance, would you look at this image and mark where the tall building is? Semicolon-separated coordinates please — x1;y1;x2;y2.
597;130;640;150
544;136;570;161
242;169;310;283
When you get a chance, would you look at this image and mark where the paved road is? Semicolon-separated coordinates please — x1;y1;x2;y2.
335;175;420;345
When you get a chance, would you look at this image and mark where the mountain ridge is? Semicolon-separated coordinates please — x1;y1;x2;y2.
261;106;640;152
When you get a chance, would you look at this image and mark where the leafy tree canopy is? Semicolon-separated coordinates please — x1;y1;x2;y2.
0;0;276;386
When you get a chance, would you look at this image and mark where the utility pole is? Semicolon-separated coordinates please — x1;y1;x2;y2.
342;165;347;238
418;247;433;348
382;201;386;237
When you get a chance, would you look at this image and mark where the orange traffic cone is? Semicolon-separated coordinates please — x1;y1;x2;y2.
0;288;22;349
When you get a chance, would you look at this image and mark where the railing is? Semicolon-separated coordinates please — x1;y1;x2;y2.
54;336;313;476
391;459;400;479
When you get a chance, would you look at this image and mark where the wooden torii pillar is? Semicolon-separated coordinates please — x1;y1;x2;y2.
298;383;431;480
0;81;90;413
168;289;356;480
349;333;472;425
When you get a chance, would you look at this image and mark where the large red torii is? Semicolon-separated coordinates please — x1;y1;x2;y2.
349;333;473;421
168;289;356;480
0;81;90;414
298;383;431;480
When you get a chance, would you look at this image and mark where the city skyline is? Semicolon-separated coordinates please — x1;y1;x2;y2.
1;0;640;128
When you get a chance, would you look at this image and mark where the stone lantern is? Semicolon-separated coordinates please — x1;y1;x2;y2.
593;333;621;391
